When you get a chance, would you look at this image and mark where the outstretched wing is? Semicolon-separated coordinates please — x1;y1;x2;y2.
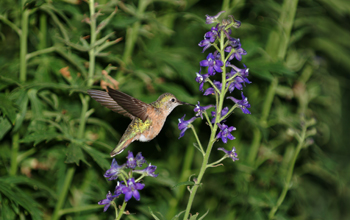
107;87;150;122
87;89;134;120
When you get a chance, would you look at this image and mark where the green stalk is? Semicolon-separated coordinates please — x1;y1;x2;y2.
88;0;96;86
182;29;227;220
268;122;306;219
78;94;90;139
39;13;47;50
121;0;148;66
116;201;127;220
10;133;19;176
51;167;76;220
20;8;29;82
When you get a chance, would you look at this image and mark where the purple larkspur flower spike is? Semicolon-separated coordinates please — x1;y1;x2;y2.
205;11;225;24
98;191;117;212
104;159;125;181
218;146;239;161
122;178;145;202
227;92;251;114
216;123;236;143
178;114;198;139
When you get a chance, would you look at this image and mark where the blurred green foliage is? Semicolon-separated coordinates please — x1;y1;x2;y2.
0;0;349;219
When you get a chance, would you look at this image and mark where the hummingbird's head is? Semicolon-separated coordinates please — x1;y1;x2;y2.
156;93;194;115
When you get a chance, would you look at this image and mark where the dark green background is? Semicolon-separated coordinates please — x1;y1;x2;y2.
0;0;349;219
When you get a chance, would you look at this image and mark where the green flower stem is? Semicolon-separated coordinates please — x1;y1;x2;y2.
26;46;57;61
204;111;213;130
207;79;221;95
39;13;47;50
52;167;76;220
10;132;19;176
268;120;307;219
20;8;29;83
116;200;127;220
112;201;118;219
206;156;227;168
122;0;149;66
135;174;145;182
190;125;205;156
182;29;227;220
88;0;97;86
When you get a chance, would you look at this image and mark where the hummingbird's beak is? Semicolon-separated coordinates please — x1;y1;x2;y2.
180;101;195;107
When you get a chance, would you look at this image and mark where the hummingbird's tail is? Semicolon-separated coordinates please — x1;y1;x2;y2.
110;138;133;157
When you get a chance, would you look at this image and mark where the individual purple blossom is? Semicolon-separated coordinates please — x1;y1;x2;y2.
114;181;125;197
178;115;198;139
205;11;225;24
104;159;125;181
198;27;219;52
200;53;223;76
198;38;211;53
126;151;137;169
216;123;236;143
227;92;251;114
122;178;145;201
195;69;208;92
204;80;222;96
194;101;214;119
218;146;239;161
225;38;247;61
135;152;146;167
226;64;251;92
98;191;117;212
133;163;158;177
211;107;229;124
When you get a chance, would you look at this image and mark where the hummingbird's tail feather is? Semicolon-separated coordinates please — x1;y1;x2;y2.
110;138;133;157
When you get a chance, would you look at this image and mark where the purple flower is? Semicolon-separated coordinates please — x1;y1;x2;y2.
104;159;126;181
226;64;251;92
134;163;158;177
178;115;198;139
204;80;222;96
122;178;145;201
126;151;137;169
194;101;214;119
198;39;211;53
114;181;125;197
216;123;236;143
195;69;208;92
200;53;223;76
218;147;239;161
135;152;146;167
225;38;247;61
211;107;229;124
98;191;117;212
205;26;219;42
205;11;225;24
227;92;251;114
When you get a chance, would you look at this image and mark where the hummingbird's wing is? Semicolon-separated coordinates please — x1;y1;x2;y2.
107;87;151;122
87;89;135;120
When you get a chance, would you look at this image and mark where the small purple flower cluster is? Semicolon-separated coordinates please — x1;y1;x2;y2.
178;11;252;161
98;151;158;212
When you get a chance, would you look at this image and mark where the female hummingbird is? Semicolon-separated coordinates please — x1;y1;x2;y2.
87;87;193;157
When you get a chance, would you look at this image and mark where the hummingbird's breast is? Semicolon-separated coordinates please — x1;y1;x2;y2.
134;107;167;142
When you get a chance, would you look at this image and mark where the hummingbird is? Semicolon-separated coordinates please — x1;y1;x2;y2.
87;87;193;157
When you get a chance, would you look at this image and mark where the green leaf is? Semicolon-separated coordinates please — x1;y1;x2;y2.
65;142;88;166
171;210;186;220
0;178;42;220
148;207;163;220
0;117;12;141
172;181;194;189
11;89;29;133
82;144;110;170
198;210;209;220
20;131;62;146
0;94;18;124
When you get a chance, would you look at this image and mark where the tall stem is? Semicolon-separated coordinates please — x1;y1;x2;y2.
10;133;19;176
268;122;306;219
88;0;96;86
20;8;29;82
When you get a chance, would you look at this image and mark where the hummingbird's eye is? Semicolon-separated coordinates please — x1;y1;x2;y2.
171;98;175;102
